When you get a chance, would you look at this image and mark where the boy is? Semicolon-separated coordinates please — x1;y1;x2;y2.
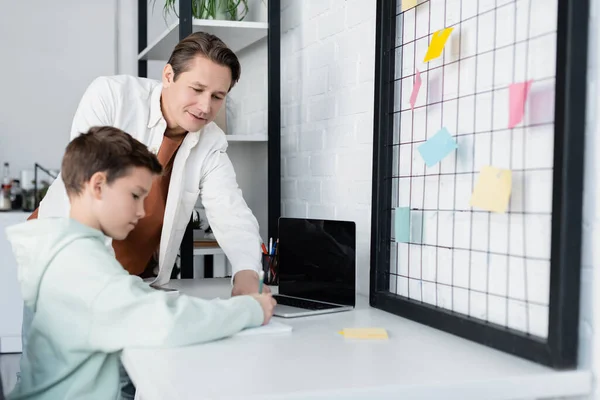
5;126;276;400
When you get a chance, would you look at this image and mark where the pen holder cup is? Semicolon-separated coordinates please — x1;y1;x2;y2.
262;253;279;286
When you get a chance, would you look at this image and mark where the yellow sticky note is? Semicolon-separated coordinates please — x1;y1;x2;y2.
470;166;512;213
338;328;389;339
423;27;454;63
402;0;418;11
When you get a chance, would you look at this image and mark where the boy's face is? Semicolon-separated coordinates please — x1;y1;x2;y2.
94;167;154;240
161;55;232;134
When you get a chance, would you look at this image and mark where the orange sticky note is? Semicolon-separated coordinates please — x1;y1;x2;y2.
423;27;454;63
508;80;533;128
338;328;389;339
409;69;422;110
470;166;512;213
402;0;418;11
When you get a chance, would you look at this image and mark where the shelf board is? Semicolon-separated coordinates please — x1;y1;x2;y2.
225;134;267;142
193;241;223;256
139;19;269;61
193;246;224;256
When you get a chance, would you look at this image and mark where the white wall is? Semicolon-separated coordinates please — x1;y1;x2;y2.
117;0;139;76
278;0;597;397
279;0;376;295
0;0;118;177
581;0;599;397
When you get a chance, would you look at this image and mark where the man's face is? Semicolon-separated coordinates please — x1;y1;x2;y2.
162;55;232;133
94;167;154;240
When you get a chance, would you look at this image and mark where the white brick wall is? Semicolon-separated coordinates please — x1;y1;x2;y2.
236;0;598;396
280;0;376;295
581;0;599;397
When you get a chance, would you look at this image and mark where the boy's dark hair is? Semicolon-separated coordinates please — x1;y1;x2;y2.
62;126;162;196
167;31;241;91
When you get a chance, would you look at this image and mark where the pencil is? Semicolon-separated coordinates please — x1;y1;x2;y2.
258;270;264;294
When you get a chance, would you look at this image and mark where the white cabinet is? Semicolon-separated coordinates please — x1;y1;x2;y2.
0;212;27;354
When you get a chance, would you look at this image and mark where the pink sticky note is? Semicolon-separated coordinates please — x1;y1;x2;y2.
508;80;533;128
410;69;422;110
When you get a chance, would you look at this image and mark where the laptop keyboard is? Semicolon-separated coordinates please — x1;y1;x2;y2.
273;295;342;310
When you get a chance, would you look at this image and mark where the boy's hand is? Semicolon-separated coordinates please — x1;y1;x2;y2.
231;270;272;296
250;293;277;325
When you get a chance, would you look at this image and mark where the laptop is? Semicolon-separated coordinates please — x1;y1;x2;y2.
272;218;356;318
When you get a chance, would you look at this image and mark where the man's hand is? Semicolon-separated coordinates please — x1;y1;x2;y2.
231;270;272;296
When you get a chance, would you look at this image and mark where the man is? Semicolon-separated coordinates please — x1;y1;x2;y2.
24;31;270;398
29;31;269;294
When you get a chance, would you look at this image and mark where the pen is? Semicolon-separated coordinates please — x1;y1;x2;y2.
258;270;264;294
261;243;268;254
268;237;273;254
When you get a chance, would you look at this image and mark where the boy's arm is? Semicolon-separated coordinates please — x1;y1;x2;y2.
87;273;264;351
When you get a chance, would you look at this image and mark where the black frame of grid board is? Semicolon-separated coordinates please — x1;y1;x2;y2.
138;0;281;279
370;0;588;369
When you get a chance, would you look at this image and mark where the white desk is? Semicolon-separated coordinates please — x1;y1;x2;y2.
0;211;28;353
122;279;592;400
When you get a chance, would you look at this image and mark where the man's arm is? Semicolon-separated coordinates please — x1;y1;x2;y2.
69;76;116;139
199;146;267;294
37;77;115;220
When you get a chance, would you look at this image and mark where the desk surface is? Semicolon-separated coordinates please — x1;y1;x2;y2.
122;279;591;400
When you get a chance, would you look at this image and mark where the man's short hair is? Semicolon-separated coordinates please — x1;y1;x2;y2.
167;31;241;91
61;126;162;197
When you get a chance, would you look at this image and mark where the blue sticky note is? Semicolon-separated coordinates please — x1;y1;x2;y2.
417;127;458;167
394;207;411;243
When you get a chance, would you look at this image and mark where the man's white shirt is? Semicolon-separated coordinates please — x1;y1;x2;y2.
38;75;262;285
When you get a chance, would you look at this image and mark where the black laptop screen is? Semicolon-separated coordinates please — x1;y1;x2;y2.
277;218;356;306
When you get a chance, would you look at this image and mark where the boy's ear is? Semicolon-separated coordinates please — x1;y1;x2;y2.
89;172;107;200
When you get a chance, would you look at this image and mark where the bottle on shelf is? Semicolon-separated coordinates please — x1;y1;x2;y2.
0;162;12;211
2;162;9;185
10;179;23;210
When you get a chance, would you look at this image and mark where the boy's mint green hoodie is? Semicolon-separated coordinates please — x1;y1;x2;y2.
5;218;264;400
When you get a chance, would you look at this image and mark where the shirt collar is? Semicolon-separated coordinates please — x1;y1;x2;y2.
148;83;164;128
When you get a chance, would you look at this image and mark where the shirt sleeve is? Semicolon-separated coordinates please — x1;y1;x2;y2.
38;77;116;220
52;239;266;351
88;275;265;351
199;145;263;281
69;76;116;139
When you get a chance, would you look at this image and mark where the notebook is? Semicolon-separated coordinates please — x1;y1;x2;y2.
234;320;292;337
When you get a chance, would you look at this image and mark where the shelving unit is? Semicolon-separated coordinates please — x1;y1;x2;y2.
193;246;223;256
138;0;280;279
225;134;268;142
138;19;269;60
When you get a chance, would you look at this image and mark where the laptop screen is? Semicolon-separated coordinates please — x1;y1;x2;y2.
277;218;356;306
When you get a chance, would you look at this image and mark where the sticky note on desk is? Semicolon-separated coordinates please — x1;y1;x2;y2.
394;207;411;243
402;0;417;12
339;328;389;339
423;27;454;63
470;166;512;213
417;127;458;167
508;80;533;128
